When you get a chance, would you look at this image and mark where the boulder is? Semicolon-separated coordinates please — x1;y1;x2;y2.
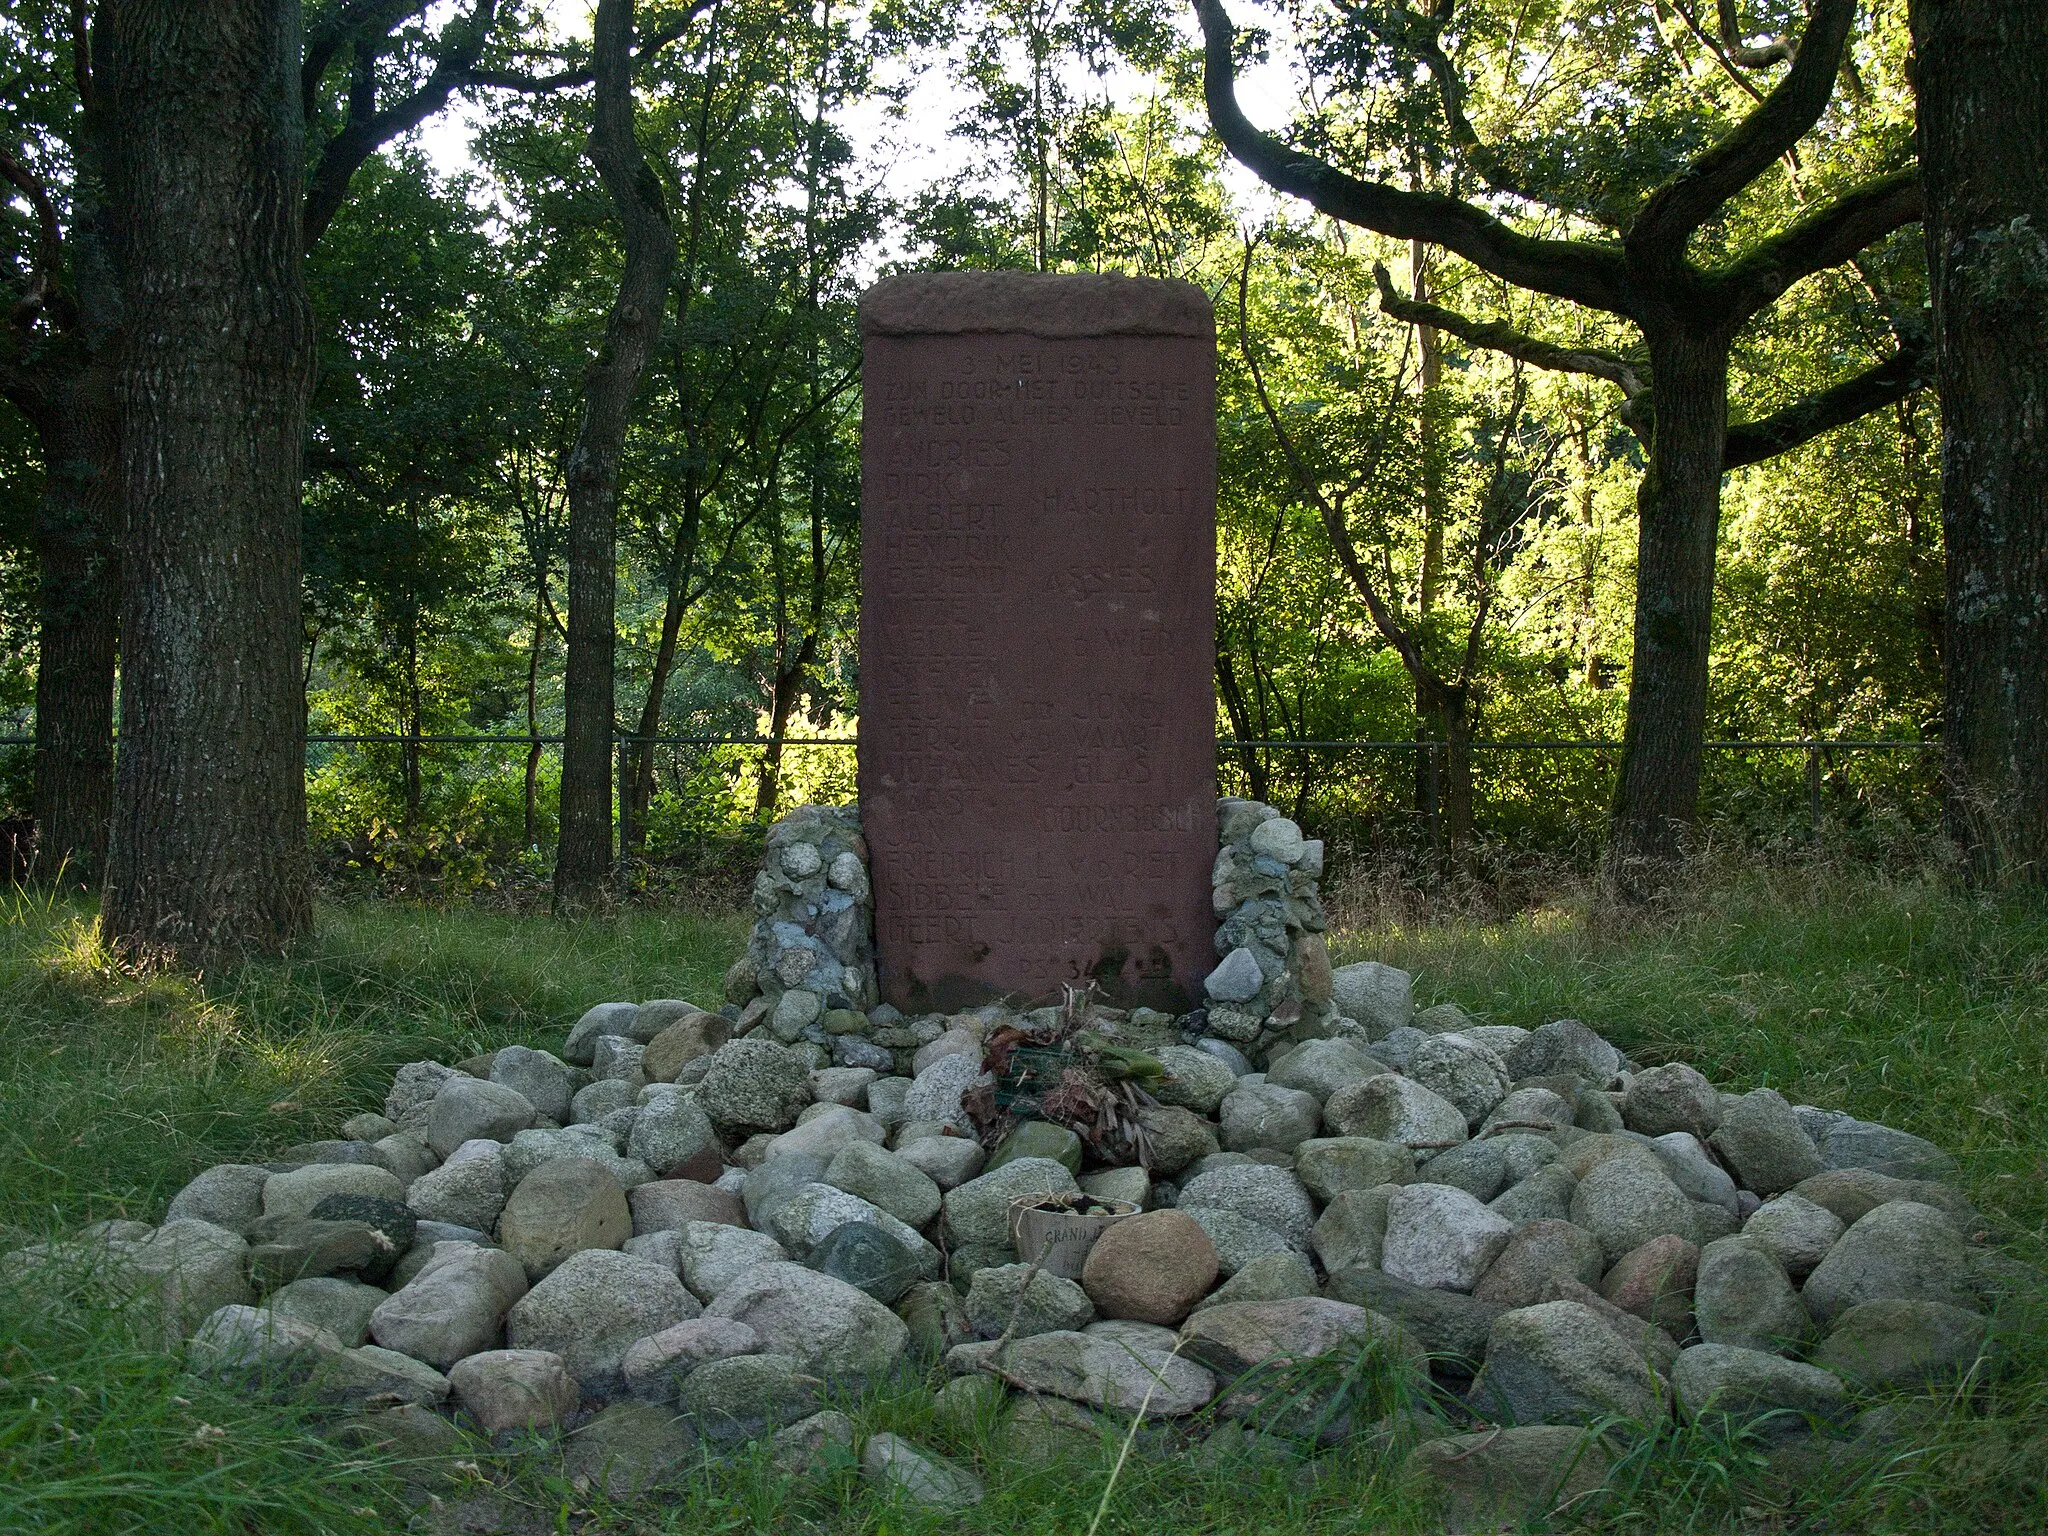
1503;1020;1621;1084
385;1060;462;1126
1310;1185;1400;1272
765;1183;936;1276
861;1433;985;1512
245;1216;400;1289
560;1400;698;1497
987;1121;1085;1175
1801;1201;1981;1326
1148;1046;1240;1116
1741;1193;1844;1281
1693;1237;1812;1354
1600;1234;1698;1335
677;1220;787;1303
1792;1168;1979;1230
1643;1131;1740;1214
265;1275;386;1347
680;1353;822;1446
1325;1267;1505;1377
1404;1425;1615;1534
1407;1035;1512;1129
1709;1089;1824;1197
185;1304;342;1379
642;1010;732;1083
1179;1205;1295;1276
703;1260;908;1379
808;1221;923;1304
1811;1299;1989;1393
1570;1155;1696;1265
1381;1184;1515;1292
626;1178;746;1236
1673;1343;1848;1442
1135;1106;1219;1177
166;1164;270;1231
423;1079;536;1161
769;1409;857;1476
1079;1166;1151;1209
500;1126;650;1190
1812;1115;1960;1182
1322;1075;1466;1147
965;1263;1096;1338
263;1163;407;1221
1178;1164;1317;1250
940;1158;1079;1252
1472;1220;1606;1308
893;1134;986;1191
447;1348;580;1433
1490;1164;1579;1227
1471;1301;1666;1426
896;1280;974;1361
627;1096;721;1181
824;1141;942;1229
1622;1063;1720;1140
369;1242;530;1369
1415;1138;1510;1203
809;1066;876;1107
506;1249;700;1396
697;1039;812;1136
498;1158;631;1280
1192;1251;1317;1312
901;1052;982;1132
1330;961;1413;1038
1293;1137;1414;1203
1080;1209;1218;1325
1266;1039;1382;1103
1178;1297;1421;1380
949;1330;1216;1416
621;1317;760;1403
488;1047;574;1124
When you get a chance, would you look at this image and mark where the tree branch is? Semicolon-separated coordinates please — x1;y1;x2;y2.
1722;339;1928;468
302;1;424;118
1373;262;1648;402
1195;0;1634;317
1626;0;1854;263
457;7;707;95
69;0;93;109
1715;0;1797;69
1714;168;1921;319
0;145;73;331
1389;0;1535;203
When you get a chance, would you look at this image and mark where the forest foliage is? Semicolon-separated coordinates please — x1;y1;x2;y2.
0;0;1945;893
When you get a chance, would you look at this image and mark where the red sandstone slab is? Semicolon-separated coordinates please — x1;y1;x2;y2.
858;273;1217;1013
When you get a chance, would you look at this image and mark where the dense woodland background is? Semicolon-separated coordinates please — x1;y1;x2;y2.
0;0;2039;939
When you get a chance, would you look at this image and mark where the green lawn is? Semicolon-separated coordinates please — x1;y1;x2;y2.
0;869;2042;1534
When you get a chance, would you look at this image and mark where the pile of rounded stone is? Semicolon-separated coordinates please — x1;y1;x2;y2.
16;965;2025;1522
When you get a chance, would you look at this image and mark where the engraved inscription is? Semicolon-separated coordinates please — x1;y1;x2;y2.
859;292;1216;1012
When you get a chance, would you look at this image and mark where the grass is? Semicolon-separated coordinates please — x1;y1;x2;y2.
0;864;2042;1533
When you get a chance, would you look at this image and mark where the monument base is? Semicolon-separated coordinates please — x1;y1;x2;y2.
724;796;1335;1078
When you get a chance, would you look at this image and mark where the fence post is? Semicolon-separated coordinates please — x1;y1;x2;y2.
1807;742;1823;838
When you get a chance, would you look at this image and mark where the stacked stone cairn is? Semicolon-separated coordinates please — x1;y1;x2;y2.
9;803;2028;1526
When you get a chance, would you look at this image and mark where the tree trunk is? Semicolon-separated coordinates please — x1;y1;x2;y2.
622;495;703;855
1911;0;2048;881
100;0;314;962
552;0;677;915
1609;327;1732;876
26;364;121;887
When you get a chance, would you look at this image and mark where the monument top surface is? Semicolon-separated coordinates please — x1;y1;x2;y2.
860;271;1215;341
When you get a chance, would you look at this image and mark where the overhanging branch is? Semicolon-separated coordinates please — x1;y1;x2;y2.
1722;339;1928;468
1195;0;1633;317
1373;263;1647;401
1626;0;1855;264
1715;169;1922;320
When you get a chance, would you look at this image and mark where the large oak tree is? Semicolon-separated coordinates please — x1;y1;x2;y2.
1196;0;1925;876
1910;0;2048;882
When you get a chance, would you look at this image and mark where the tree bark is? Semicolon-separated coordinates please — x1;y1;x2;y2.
100;0;314;962
30;366;121;886
552;0;677;914
1610;327;1733;873
1911;0;2048;881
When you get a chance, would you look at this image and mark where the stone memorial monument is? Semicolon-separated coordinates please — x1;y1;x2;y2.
857;272;1218;1013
